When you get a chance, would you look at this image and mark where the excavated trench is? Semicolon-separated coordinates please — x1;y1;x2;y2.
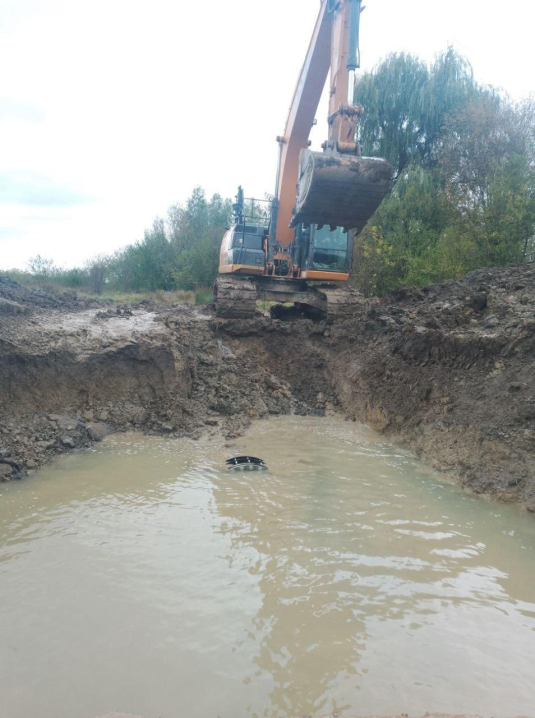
0;263;534;511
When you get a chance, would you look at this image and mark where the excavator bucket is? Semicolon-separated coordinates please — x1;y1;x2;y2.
291;149;392;232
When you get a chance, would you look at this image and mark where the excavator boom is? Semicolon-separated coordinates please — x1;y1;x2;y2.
273;0;391;246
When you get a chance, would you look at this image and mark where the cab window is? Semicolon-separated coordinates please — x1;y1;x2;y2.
312;226;349;271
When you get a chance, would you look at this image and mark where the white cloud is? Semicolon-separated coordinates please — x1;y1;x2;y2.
0;0;533;269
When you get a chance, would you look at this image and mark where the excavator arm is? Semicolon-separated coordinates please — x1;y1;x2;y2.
272;0;391;251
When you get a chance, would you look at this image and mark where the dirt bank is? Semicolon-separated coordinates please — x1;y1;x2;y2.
330;263;535;509
1;265;534;510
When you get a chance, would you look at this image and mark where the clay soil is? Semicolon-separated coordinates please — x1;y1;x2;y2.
1;264;534;510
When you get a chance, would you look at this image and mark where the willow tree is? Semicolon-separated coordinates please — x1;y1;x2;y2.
355;48;475;174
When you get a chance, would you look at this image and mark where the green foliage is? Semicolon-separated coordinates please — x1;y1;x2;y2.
86;254;110;295
27;254;57;278
355;48;474;174
53;267;88;288
4;268;41;287
105;188;232;293
10;188;232;297
168;189;233;290
353;50;535;295
9;258;89;292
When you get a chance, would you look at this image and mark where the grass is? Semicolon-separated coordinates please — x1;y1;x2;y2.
77;290;149;304
194;287;214;305
3;271;214;306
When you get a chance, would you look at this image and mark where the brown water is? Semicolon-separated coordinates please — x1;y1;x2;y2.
1;417;534;718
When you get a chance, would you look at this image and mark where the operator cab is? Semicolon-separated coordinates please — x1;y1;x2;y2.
220;223;268;272
295;224;351;273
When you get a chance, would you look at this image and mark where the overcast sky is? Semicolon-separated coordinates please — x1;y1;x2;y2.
0;0;533;270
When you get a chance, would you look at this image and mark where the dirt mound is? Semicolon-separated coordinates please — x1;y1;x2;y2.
0;275;66;309
0;275;108;316
383;262;534;332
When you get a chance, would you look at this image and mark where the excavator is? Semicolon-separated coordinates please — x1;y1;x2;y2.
214;0;392;319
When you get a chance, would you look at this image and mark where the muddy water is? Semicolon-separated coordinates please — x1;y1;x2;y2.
1;417;534;718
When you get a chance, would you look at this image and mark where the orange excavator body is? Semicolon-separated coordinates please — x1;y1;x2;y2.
215;0;392;317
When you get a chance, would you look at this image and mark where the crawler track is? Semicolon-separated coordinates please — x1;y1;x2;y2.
214;276;365;319
214;276;258;318
319;285;366;317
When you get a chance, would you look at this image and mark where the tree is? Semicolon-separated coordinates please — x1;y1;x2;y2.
136;219;175;291
27;255;57;279
352;49;535;294
168;188;232;289
86;255;110;295
102;187;233;294
355;48;474;175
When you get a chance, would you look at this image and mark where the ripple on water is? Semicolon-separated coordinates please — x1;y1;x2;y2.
0;416;534;718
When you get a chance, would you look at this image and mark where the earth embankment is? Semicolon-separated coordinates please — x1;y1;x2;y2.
0;265;533;510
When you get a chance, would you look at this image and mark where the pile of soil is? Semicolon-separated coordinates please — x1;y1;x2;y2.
0;276;91;314
0;265;533;511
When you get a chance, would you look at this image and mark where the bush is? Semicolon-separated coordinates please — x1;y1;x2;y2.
54;268;88;288
85;255;110;295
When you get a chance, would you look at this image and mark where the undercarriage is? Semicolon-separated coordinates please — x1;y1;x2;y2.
213;275;362;319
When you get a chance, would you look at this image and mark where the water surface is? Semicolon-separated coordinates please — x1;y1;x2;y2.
1;416;534;718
